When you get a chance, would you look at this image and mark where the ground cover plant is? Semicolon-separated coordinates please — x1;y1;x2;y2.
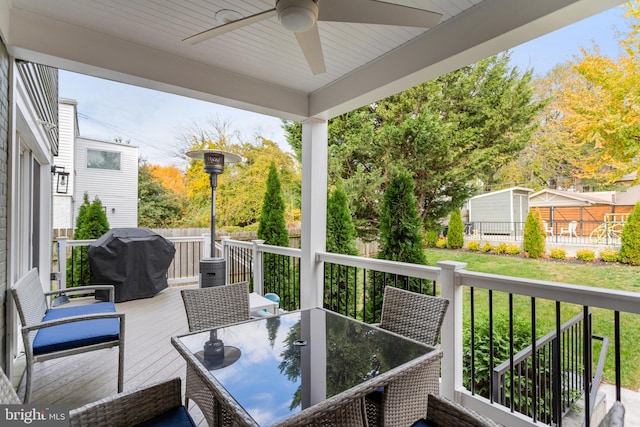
425;249;640;389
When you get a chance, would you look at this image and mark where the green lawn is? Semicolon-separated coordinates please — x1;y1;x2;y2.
424;249;640;389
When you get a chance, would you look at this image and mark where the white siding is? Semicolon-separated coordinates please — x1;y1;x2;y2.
74;137;138;228
53;99;77;228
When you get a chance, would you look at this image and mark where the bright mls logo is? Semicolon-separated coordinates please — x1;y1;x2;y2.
1;405;68;426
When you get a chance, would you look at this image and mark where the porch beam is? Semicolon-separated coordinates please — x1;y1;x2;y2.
300;118;328;309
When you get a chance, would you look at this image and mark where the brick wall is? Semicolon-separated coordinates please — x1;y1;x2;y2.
0;39;9;369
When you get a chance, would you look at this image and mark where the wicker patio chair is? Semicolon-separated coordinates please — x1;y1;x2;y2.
0;367;21;404
366;286;449;426
179;282;251;426
69;377;196;427
379;286;449;346
10;268;124;403
410;394;501;427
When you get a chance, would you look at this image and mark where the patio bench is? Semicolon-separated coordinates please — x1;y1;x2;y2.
11;268;125;403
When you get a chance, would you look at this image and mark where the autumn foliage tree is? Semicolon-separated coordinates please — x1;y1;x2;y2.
554;2;640;184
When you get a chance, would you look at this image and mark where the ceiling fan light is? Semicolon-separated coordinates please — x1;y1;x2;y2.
278;3;318;32
215;9;243;25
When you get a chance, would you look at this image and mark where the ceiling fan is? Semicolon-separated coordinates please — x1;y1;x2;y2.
183;0;442;75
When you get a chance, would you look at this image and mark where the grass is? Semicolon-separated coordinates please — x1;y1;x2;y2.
425;249;640;389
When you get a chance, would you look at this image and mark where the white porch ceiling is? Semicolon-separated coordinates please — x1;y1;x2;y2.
0;0;626;121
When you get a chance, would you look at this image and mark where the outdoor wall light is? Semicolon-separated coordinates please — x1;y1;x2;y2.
186;149;242;287
51;165;70;194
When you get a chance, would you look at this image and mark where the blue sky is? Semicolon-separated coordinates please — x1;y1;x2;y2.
59;4;630;168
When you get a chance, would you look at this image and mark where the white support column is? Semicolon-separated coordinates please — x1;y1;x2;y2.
438;260;467;399
300;118;328;309
252;239;265;295
203;233;211;258
221;236;230;284
57;237;68;291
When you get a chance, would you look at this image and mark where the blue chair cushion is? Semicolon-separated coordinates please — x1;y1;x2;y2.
32;302;120;355
134;406;197;427
410;419;435;427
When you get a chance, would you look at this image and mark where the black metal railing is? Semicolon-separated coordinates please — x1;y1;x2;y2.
323;261;437;323
263;252;300;312
491;311;608;424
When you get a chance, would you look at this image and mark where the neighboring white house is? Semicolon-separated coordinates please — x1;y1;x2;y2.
54;99;138;229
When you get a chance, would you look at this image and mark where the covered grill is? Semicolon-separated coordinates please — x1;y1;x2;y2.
88;228;176;302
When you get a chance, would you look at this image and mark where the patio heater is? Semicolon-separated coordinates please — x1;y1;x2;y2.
186;149;241;287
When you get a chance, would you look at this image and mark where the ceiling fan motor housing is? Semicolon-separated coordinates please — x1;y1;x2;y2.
276;0;319;32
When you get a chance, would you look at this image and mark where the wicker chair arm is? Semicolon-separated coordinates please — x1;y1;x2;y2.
22;312;124;334
426;394;501;427
45;285;115;301
69;378;183;427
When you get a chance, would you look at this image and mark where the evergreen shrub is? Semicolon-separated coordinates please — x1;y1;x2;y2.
447;210;464;249
599;248;619;263
436;237;447;248
550;248;566;260
495;242;508;254
481;242;493;253
424;230;439;248
506;244;521;255
620;203;640;265
523;210;545;258
466;240;481;251
576;249;595;262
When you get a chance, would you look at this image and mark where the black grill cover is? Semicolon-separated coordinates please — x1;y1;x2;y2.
88;228;176;302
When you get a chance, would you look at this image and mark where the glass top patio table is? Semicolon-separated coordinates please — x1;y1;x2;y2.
172;307;435;426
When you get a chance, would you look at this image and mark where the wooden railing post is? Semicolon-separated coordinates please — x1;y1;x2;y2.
438;260;467;399
252;240;265;295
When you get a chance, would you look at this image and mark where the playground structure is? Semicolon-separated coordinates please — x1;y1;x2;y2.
590;213;627;244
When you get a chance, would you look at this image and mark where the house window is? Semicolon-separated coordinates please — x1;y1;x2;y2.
87;149;121;170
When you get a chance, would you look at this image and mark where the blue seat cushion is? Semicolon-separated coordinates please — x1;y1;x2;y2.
134;406;196;427
410;419;435;427
33;302;120;355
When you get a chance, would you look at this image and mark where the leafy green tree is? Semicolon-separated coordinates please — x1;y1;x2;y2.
620;203;640;265
138;162;183;228
325;186;359;317
447;210;464;249
523;210;545;259
283;52;543;237
367;171;428;321
68;193;110;287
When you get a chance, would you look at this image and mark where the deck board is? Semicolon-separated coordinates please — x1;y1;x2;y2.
17;285;206;425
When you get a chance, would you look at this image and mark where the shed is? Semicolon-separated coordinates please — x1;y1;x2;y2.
468;187;533;234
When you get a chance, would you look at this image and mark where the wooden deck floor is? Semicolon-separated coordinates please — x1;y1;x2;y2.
17;286;207;425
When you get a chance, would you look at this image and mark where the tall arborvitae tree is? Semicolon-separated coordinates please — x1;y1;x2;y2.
258;163;289;246
447;210;465;249
367;170;428;322
258;164;295;307
68;193;110;286
523;210;545;259
620;202;640;266
325;186;359;317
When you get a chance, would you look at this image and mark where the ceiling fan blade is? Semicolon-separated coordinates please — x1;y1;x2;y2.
318;0;442;28
183;8;277;44
295;24;326;75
